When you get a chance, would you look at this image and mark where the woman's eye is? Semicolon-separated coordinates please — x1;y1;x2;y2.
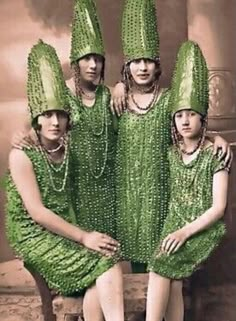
44;112;52;118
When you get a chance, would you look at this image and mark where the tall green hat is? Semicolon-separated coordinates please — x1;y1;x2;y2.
171;40;209;116
27;40;69;122
122;0;160;62
70;0;104;64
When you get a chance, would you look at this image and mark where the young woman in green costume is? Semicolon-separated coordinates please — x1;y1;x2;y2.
146;41;230;321
67;0;117;241
6;40;124;321
114;0;171;273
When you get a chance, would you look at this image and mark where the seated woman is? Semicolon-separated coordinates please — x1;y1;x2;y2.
146;41;230;321
6;40;124;321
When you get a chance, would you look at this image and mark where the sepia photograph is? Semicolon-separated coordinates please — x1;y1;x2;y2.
0;1;235;321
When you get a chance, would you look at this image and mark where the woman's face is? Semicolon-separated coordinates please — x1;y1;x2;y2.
174;109;203;139
78;54;103;84
129;58;156;86
37;110;69;143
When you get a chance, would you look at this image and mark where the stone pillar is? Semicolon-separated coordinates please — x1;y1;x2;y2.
187;0;236;142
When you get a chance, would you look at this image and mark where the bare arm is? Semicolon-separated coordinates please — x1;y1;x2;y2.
9;149;119;254
9;148;86;243
162;169;229;254
184;169;228;236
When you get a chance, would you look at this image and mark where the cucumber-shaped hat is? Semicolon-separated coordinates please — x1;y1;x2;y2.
122;0;160;62
70;0;104;64
171;41;209;116
27;39;69;122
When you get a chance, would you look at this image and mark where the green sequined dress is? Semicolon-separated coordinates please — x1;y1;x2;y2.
148;146;227;279
5;148;117;296
116;90;171;263
67;85;117;238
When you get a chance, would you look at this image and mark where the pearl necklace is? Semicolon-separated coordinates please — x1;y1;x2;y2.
43;138;64;154
39;139;69;192
80;87;109;179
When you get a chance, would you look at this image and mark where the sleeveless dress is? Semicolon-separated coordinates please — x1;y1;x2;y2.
116;89;171;263
67;85;117;238
148;146;227;279
5;147;118;296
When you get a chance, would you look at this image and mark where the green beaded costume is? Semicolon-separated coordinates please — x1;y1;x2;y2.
68;85;117;238
116;0;171;264
5;148;117;295
67;0;117;238
116;90;171;263
148;146;226;279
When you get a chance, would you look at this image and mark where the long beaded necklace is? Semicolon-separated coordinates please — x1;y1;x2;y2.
129;84;159;112
79;86;108;179
80;87;96;100
180;137;202;155
38;138;69;192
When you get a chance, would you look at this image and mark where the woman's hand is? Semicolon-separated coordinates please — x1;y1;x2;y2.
81;231;120;256
161;228;190;255
110;82;127;116
11;129;38;150
213;135;233;167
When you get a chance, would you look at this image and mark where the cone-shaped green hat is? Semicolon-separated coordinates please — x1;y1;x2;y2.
70;0;104;64
122;0;160;62
27;40;69;122
171;41;209;116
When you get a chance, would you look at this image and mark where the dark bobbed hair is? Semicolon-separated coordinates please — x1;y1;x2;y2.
32;110;71;132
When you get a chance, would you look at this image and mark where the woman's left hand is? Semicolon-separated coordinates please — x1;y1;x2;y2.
161;228;189;255
213;135;233;167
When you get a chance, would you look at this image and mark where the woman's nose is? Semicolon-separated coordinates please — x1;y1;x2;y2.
182;115;189;125
51;114;59;125
139;60;147;71
89;58;96;69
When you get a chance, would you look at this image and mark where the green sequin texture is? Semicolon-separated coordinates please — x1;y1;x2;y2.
149;147;226;279
116;90;171;263
5;148;117;296
170;41;209;116
68;85;117;238
27;40;69;121
70;0;104;64
122;0;160;61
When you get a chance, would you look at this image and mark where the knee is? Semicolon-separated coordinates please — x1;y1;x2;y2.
170;280;183;293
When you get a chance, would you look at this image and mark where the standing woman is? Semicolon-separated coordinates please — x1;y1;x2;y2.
146;41;230;321
116;0;171;272
6;40;124;321
67;0;117;239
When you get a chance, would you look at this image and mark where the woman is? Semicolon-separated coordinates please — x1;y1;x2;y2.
67;0;117;239
6;40;124;321
115;0;171;272
146;41;229;321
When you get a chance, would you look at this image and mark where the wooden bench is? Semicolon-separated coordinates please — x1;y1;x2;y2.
52;273;148;321
24;261;195;321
